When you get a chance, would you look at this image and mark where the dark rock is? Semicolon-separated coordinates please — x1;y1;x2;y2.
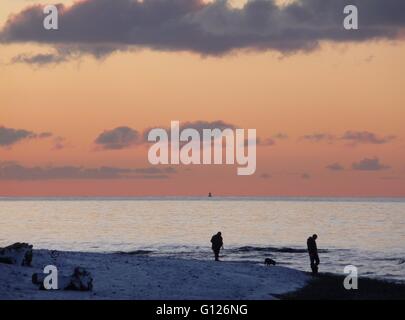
65;267;93;291
264;258;276;266
0;243;33;266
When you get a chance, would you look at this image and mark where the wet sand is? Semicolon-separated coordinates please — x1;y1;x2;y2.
279;273;405;300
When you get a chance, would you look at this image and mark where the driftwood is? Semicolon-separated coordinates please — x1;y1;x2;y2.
0;242;33;266
32;267;93;291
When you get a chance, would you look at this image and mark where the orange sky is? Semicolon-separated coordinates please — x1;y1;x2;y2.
1;0;405;196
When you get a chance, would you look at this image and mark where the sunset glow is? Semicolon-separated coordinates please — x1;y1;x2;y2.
1;0;404;196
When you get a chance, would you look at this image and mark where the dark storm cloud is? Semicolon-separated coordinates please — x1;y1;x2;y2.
352;157;390;171
0;126;52;147
1;0;405;63
0;162;176;180
340;131;396;145
95;126;141;150
11;53;69;65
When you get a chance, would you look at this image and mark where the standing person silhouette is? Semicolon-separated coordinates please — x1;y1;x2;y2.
211;232;223;261
307;234;320;275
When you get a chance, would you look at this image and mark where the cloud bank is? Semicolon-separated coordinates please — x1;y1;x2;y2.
352;157;390;171
95;121;238;150
0;126;52;147
0;162;176;180
95;126;141;150
1;0;405;63
301;130;396;145
326;162;344;171
341;131;396;145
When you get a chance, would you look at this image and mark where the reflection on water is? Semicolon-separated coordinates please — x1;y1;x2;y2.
0;198;404;281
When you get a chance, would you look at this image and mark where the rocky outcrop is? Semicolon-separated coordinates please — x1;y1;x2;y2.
0;243;33;266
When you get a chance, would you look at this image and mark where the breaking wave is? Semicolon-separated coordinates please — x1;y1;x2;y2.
232;246;329;254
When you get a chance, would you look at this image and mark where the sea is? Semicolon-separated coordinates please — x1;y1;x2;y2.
1;197;404;282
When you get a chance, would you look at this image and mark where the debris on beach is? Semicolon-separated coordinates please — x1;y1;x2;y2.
2;249;309;299
32;267;93;291
0;242;33;266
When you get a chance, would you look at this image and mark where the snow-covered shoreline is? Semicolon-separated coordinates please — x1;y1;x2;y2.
0;249;309;300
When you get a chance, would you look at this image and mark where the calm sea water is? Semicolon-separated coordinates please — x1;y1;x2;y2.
1;197;404;282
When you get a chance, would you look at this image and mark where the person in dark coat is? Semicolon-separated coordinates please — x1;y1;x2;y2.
211;232;223;261
307;234;320;275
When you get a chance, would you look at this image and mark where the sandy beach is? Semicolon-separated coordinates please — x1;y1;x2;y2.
2;248;405;300
0;249;309;300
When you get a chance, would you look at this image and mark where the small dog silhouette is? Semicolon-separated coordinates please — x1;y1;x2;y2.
264;258;276;266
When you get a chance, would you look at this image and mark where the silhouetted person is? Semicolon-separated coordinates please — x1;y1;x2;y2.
307;234;320;275
211;232;223;261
